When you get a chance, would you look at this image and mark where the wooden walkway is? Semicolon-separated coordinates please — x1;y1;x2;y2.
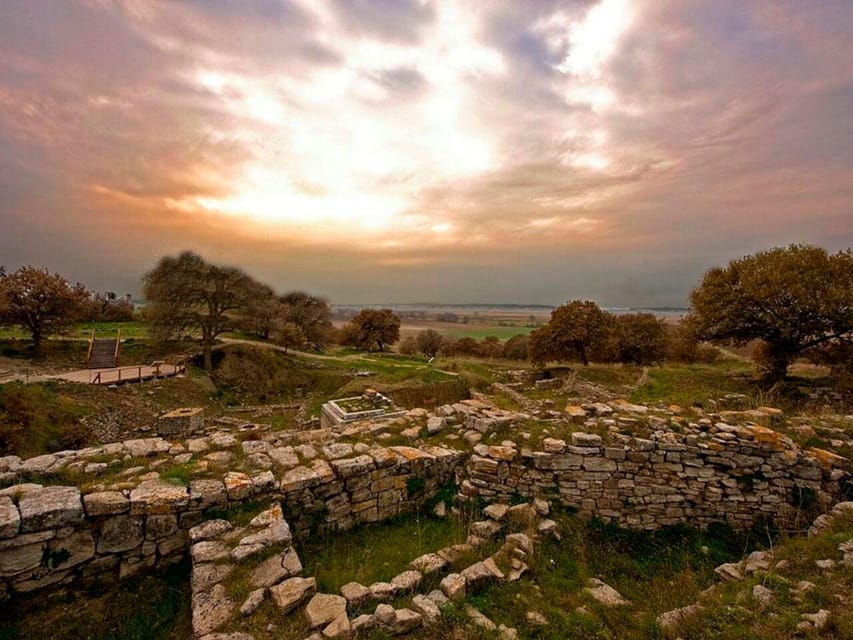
50;363;185;385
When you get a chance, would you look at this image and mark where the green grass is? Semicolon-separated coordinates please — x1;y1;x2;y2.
0;321;148;341
444;326;534;340
437;511;764;640
630;361;756;407
298;512;471;593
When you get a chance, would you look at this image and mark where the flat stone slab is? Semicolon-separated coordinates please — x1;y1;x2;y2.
18;486;83;532
129;480;188;515
82;491;129;517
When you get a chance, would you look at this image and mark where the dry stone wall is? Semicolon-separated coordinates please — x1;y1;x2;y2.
0;438;461;601
460;423;850;530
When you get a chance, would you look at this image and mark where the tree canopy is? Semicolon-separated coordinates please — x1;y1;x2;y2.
0;266;89;351
687;244;853;381
344;308;401;352
143;252;263;370
529;300;615;366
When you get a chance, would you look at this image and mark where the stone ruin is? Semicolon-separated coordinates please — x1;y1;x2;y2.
158;407;205;438
0;392;850;638
320;390;406;429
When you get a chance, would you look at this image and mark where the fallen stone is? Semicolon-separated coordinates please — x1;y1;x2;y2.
340;581;371;607
240;588;266;616
440;573;466;601
305;593;347;629
753;584;773;606
322;613;351;638
585;579;630;606
656;603;704;630
409;553;447;576
270;577;317;614
390;570;422;593
251;547;302;588
411;594;441;626
465;605;496;631
192;584;234;636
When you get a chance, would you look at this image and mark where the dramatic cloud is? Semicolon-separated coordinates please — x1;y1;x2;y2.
0;0;851;305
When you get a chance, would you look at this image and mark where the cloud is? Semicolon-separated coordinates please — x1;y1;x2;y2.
0;0;851;306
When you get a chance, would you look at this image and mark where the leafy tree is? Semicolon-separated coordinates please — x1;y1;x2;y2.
687;245;853;381
142;252;264;371
614;313;668;365
347;308;400;352
280;291;333;347
0;266;89;352
415;329;444;358
271;322;305;354
242;284;282;339
529;300;615;366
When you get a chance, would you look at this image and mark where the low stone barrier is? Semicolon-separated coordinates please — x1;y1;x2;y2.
0;444;462;601
460;424;850;530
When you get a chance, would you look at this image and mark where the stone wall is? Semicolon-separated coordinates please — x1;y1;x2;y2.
0;444;462;601
460;424;850;530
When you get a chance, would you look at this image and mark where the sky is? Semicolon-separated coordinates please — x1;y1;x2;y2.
0;0;851;307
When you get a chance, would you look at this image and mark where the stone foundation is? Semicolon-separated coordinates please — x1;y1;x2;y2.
459;424;849;530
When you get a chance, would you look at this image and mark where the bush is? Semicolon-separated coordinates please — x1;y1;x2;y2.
503;334;529;361
398;336;417;355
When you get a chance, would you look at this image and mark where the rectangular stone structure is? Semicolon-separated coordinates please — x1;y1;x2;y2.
158;407;204;437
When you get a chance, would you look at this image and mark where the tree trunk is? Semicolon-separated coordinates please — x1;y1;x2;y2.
760;343;791;383
202;333;214;371
31;329;42;355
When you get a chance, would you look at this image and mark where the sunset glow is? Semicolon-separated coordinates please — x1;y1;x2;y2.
0;0;851;304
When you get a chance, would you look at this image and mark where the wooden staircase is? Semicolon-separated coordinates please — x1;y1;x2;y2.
87;331;121;369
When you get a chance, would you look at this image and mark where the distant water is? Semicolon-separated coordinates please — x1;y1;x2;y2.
333;303;687;320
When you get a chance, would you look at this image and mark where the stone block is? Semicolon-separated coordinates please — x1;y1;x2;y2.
19;486;83;533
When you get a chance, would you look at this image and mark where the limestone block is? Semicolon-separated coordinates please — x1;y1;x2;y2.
83;491;129;517
0;497;20;539
18;487;83;533
305;592;347;628
146;514;179;540
46;529;95;569
97;514;145;553
440;573;466;601
129;480;188;515
192;583;234;636
270;576;316;614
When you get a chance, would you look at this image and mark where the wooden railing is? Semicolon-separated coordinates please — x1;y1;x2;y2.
114;329;121;366
86;328;96;365
89;361;187;385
